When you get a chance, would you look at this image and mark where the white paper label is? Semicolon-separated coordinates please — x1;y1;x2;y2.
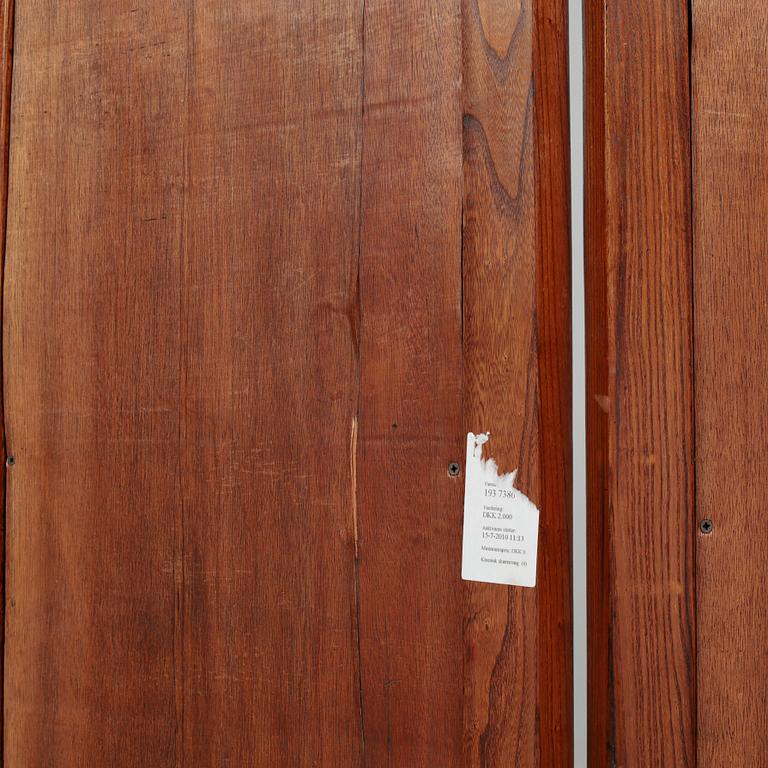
461;432;539;587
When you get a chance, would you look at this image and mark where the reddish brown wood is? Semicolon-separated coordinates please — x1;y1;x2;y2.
175;6;365;764
4;3;364;764
584;0;696;765
0;1;12;759
692;1;768;763
3;1;571;765
356;2;465;765
461;1;572;766
462;0;540;760
533;0;573;763
583;2;611;761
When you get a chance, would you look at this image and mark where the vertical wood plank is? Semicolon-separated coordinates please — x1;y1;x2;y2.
3;1;364;765
461;1;539;760
356;2;465;765
461;0;572;765
178;4;363;764
583;0;611;760
5;3;189;761
691;2;768;764
584;0;697;764
3;1;572;764
533;0;573;764
0;1;12;758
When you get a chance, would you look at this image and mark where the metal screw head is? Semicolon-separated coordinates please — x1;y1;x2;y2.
699;518;714;535
6;455;15;467
447;462;461;477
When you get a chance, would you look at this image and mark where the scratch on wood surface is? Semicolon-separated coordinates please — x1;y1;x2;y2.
350;415;359;558
350;412;366;763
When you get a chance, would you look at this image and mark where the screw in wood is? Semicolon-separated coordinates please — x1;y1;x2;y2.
699;518;714;535
6;455;15;467
447;462;461;477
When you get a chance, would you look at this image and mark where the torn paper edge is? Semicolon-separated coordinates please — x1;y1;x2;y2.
462;431;540;587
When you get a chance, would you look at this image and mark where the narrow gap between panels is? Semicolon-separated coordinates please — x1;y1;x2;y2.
567;0;587;764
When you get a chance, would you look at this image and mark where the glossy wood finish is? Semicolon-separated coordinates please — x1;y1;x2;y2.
584;0;696;765
692;2;768;763
3;1;571;764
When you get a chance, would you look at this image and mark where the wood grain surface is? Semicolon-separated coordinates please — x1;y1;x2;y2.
691;1;768;764
462;0;571;765
2;1;571;765
532;0;572;763
0;0;12;755
583;0;611;761
584;0;696;765
4;2;364;764
462;1;539;763
175;4;365;764
356;1;465;765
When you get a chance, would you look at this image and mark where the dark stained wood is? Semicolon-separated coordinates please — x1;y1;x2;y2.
461;0;572;765
5;4;187;760
177;4;365;764
584;0;697;765
691;2;768;763
4;2;363;765
356;2;465;765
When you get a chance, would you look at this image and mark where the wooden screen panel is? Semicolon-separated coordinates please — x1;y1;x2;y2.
2;1;571;765
3;2;364;764
587;1;768;764
462;0;571;765
584;0;696;765
692;2;768;763
356;0;464;764
532;0;573;762
5;2;189;761
176;4;364;763
0;0;11;729
357;2;572;765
